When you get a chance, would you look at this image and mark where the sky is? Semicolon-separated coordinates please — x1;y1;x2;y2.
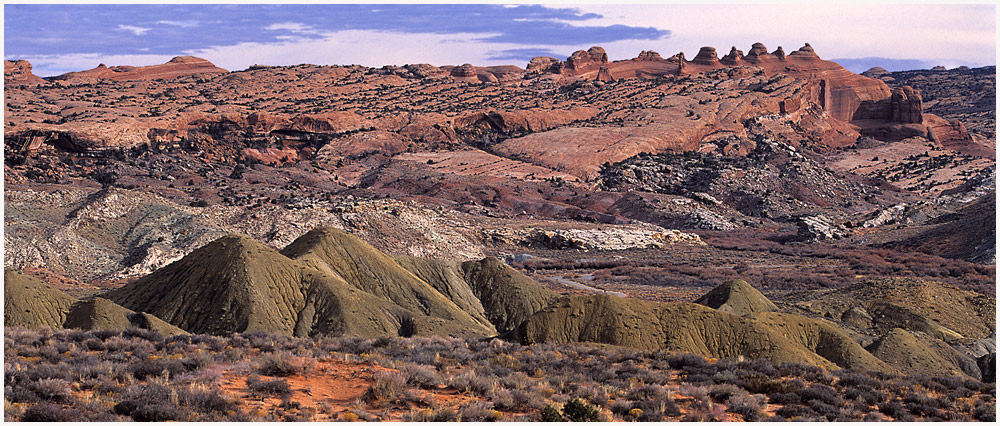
3;3;996;77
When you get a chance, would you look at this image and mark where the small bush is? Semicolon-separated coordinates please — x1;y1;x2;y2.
367;371;407;403
255;351;308;377
131;403;183;421
458;400;495;421
562;398;601;422
21;403;81;422
727;392;767;421
246;374;292;398
29;378;72;402
540;405;565;421
399;363;442;389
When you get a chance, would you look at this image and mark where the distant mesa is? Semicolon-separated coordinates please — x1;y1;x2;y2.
51;56;227;81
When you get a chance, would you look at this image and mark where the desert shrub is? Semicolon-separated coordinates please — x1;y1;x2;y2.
366;371;407;403
255;351;309;377
708;383;742;402
807;399;842;420
727;392;767;421
23;364;74;382
835;370;881;389
457;400;495;421
129;358;187;379
499;371;531;390
631;394;681;420
121;326;164;342
768;392;801;405
627;383;667;401
83;338;106;351
878;400;915;421
5;384;41;403
570;381;608;406
741;373;800;395
177;386;238;415
131;403;183;421
775;404;821;420
844;386;888;405
796;384;844;406
863;411;886;421
972;401;996;422
683;400;728;422
20;402;81;422
29;378;72;402
562;398;602;422
399;363;442;389
449;371;495;397
246;374;292;398
540;404;565;421
667;353;709;370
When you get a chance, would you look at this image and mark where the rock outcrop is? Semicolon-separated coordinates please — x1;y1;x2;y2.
4;60;46;84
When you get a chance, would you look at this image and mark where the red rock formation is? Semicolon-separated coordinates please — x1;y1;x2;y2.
890;86;923;123
449;64;478;78
596;67;615;83
720;47;744;65
52;56;226;81
526;56;560;73
565;46;608;72
4;60;46;85
636;51;663;61
691;47;721;65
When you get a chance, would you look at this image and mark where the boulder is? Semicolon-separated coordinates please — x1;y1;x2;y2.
797;215;849;241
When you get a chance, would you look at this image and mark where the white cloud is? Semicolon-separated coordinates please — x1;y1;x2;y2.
117;25;152;36
157;20;199;28
183;29;574;71
264;22;318;35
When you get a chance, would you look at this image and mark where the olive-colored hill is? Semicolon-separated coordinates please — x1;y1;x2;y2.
695;279;777;316
460;257;558;334
106;229;500;338
280;227;496;336
867;328;978;380
798;278;994;342
749;312;897;374
4;269;78;329
515;295;852;370
105;234;411;337
5;269;186;335
391;255;493;330
64;297;186;336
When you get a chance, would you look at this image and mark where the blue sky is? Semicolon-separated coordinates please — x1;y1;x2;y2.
4;3;996;76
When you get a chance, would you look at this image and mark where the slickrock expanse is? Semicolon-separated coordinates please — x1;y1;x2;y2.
4;43;996;422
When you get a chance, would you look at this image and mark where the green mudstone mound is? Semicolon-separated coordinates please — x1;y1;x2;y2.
695;279;777;316
801;278;994;342
106;234;407;337
392;255;492;330
516;295;841;370
868;328;978;380
281;227;495;336
106;229;498;338
749;312;897;374
4;270;76;329
460;257;557;334
64;297;186;336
